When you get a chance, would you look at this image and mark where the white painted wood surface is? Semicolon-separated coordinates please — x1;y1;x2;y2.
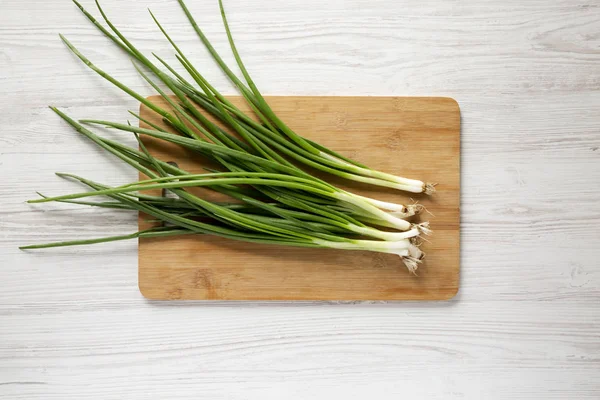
1;0;599;398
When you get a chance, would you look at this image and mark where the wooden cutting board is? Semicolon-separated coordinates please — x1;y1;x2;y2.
138;96;460;300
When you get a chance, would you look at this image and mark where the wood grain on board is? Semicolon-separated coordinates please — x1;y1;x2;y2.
138;96;460;300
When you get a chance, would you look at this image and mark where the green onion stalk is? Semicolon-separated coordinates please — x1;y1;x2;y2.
24;114;424;272
72;0;435;196
23;0;434;273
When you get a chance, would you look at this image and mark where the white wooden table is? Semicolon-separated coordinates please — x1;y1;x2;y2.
1;0;599;398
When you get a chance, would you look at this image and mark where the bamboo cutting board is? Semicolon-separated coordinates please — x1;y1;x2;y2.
138;96;460;300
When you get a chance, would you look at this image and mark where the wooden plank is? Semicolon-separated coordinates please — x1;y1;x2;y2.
138;96;460;300
5;0;600;396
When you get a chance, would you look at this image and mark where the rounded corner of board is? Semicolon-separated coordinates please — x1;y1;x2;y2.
441;97;461;114
440;285;460;301
137;277;162;300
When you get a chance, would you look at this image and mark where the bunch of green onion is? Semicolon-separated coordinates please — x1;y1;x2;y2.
23;0;436;273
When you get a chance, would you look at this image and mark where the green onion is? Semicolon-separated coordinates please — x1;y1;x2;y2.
22;0;435;273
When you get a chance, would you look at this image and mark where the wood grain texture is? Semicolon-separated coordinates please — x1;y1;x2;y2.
1;0;599;398
138;95;460;300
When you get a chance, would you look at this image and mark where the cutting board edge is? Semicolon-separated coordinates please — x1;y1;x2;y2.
137;280;460;301
140;95;461;113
